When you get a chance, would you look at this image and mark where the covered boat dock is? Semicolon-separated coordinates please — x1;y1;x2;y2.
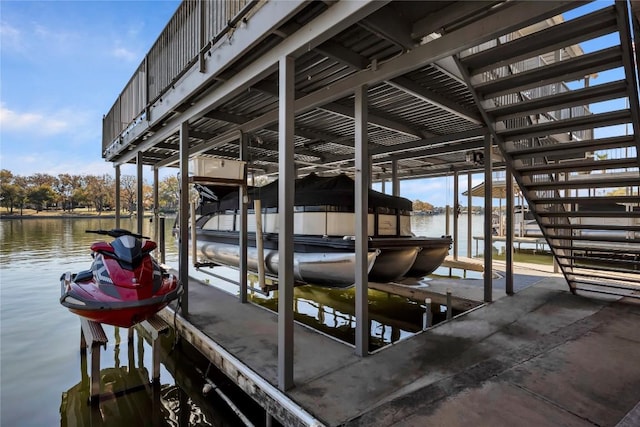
100;0;640;425
156;267;640;425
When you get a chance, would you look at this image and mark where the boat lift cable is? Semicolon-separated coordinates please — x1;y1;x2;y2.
195;365;255;427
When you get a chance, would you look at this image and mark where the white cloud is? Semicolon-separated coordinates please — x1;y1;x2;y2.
0;104;69;135
0;21;24;51
111;46;138;62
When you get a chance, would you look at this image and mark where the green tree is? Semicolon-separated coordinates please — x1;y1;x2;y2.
120;175;137;213
85;175;114;214
159;175;179;211
26;185;56;212
0;170;18;213
56;174;83;211
412;199;434;212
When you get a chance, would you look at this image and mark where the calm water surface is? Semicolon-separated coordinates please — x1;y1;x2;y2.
0;214;512;426
0;217;251;427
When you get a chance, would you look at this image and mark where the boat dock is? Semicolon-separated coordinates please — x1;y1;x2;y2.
157;267;640;426
472;235;549;254
95;1;640;425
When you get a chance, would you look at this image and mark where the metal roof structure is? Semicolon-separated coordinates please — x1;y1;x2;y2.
101;0;640;373
102;0;640;294
103;1;640;182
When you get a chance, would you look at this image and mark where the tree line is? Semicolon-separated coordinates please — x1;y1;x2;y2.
0;168;441;216
0;169;180;215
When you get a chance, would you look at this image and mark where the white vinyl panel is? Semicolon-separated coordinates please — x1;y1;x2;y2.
202;214;219;230
400;216;412;236
326;212;354;236
264;212;279;233
294;212;327;235
218;214;235;231
377;214;397;236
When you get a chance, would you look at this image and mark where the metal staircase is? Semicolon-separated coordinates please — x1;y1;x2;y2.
456;3;640;297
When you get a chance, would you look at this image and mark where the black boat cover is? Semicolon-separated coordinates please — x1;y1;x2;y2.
196;173;413;213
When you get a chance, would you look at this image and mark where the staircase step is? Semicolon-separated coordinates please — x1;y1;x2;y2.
573;285;640;298
462;6;618;75
556;253;639;266
547;234;640;244
497;109;631;140
540;211;640;219
531;195;640;205
572;278;640;291
526;174;640;190
475;46;622;98
569;271;640;285
507;135;636;159
545;224;640;232
487;80;628;121
564;263;640;276
552;244;640;256
517;158;638;175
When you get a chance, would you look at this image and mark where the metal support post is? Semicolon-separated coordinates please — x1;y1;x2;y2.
136;151;144;234
115;165;121;229
278;55;295;391
239;132;249;303
153;167;159;242
179;121;190;316
453;171;459;261
391;159;399;197
467;172;473;258
483;133;493;303
354;84;369;357
505;167;514;296
422;298;432;330
159;217;166;264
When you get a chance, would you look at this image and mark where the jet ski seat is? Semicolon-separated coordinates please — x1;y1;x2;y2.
75;270;94;282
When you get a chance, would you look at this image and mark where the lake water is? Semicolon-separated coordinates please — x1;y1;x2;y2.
0;213;511;426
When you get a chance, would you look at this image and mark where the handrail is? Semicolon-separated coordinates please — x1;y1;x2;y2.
102;0;256;156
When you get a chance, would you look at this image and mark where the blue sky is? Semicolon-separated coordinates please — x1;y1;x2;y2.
0;0;625;207
1;0;180;177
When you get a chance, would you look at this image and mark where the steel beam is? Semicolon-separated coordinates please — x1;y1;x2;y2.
115;0;388;165
179;122;190;316
153;167;159;242
118;0;571;167
115;165;121;229
354;84;369;358
505;167;514;296
483;133;493;303
239;132;248;304
278;56;295;391
136;152;144;234
387;76;482;124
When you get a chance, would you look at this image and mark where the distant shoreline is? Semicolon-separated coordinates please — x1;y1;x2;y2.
0;213;133;220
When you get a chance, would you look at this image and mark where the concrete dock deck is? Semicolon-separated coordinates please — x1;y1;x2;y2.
161;265;640;426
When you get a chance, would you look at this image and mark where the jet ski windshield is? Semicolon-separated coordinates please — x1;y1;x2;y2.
110;235;143;267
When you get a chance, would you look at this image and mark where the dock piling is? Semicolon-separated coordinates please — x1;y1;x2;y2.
159;216;166;264
423;298;432;330
79;318;108;404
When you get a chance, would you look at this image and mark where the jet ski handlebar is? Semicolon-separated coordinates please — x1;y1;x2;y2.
86;229;150;240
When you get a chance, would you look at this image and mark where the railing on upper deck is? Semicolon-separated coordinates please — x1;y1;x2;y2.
102;0;256;157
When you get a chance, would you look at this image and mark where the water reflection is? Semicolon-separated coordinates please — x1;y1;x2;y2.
60;327;214;427
249;285;460;352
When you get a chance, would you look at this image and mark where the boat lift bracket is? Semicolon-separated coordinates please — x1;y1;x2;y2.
79;318;109;404
79;314;169;403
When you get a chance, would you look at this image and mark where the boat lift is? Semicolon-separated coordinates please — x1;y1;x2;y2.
79;315;169;404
